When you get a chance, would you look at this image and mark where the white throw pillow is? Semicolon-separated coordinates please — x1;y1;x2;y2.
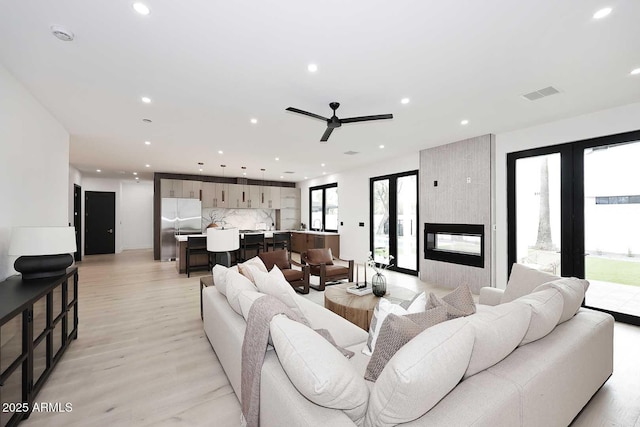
270;316;369;424
463;302;532;379
238;290;266;321
250;265;308;322
225;269;257;315
365;318;475;427
533;277;588;324
238;257;267;284
501;263;560;303
513;288;564;345
363;298;423;356
211;264;238;296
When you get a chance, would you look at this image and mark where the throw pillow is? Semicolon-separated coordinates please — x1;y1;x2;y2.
225;269;258;315
211;264;238;296
251;265;308;324
363;297;424;356
365;318;475;427
533;277;589;324
238;256;267;284
238;290;266;321
501;263;560;303
463;302;532;379
364;306;448;381
270;316;369;424
513;288;564;345
425;284;476;320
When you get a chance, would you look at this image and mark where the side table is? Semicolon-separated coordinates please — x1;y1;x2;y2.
200;275;213;320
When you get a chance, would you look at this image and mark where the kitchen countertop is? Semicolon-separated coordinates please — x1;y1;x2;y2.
175;230;339;242
174;234;206;242
289;230;340;235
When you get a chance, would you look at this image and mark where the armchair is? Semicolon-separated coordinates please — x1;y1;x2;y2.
258;249;310;294
301;248;354;291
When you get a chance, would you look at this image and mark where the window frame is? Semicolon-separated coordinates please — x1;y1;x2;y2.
309;183;338;232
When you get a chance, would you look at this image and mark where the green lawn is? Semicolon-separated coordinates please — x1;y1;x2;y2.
586;256;640;287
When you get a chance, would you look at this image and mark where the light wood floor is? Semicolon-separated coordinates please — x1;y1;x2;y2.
21;249;640;427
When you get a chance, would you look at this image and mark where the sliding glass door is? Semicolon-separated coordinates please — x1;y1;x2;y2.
508;130;640;324
370;171;418;275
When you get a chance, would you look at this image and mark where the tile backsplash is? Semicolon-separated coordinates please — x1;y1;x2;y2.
202;208;276;231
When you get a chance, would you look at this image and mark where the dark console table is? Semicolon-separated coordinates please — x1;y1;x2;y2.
0;267;78;427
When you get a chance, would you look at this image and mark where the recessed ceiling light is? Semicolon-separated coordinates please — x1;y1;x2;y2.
145;164;150;168
280;176;284;179
630;68;640;76
133;172;138;175
50;26;74;42
96;169;101;173
593;7;612;19
133;2;150;15
460;119;469;126
141;96;151;104
135;177;139;180
401;98;410;105
144;140;151;145
322;172;326;175
304;176;308;179
321;163;325;167
243;172;247;176
275;157;280;161
218;150;223;154
199;168;203;172
250;118;258;124
307;63;318;73
379;145;385;149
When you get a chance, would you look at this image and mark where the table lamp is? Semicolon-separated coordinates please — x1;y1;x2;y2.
207;227;239;267
9;226;77;280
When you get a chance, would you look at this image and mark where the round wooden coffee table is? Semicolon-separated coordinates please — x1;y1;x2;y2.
324;283;415;330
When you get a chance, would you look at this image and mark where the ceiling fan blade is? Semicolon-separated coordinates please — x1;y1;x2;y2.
320;127;334;142
286;107;329;122
340;113;393;124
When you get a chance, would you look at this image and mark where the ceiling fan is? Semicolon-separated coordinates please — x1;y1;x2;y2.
286;102;393;142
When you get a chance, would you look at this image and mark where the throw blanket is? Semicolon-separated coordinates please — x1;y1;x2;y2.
241;295;353;427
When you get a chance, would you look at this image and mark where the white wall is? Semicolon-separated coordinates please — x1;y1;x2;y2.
80;177;154;254
494;101;640;288
298;153;419;263
0;64;70;280
69;165;82;226
121;181;153;250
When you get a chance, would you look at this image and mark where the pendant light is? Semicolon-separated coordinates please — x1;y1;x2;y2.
261;168;266;205
220;164;226;204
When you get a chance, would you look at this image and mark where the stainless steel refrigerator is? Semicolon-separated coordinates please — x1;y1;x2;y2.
161;198;202;260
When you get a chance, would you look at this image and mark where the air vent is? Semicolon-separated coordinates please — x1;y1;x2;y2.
522;86;560;101
343;151;360;155
283;171;295;174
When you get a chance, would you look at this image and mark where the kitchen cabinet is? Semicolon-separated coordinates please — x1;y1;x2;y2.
202;182;229;208
247;186;260;209
182;180;201;199
160;179;183;198
259;186;280;209
0;268;78;427
278;187;301;230
229;184;248;209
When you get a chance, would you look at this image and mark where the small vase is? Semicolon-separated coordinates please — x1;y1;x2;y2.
371;273;387;297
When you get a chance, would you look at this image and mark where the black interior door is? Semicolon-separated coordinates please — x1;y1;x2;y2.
85;191;115;255
73;184;82;261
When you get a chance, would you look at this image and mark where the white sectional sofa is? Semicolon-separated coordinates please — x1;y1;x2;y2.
202;263;614;426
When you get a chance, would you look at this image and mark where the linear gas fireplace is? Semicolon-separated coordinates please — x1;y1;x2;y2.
424;223;484;268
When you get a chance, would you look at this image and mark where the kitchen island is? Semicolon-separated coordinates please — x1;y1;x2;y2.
290;230;340;257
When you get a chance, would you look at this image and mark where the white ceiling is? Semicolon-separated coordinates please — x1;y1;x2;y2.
1;0;639;183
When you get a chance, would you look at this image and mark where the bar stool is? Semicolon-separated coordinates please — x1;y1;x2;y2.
241;233;265;261
186;236;209;277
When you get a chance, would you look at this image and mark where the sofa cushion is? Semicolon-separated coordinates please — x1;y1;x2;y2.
238;256;267;283
533;277;588;324
425;284;476;319
211;264;238;296
225;269;258;315
270;316;369;424
306;248;334;265
310;263;348;277
363;296;425;356
365;318;475;427
258;250;291;271
364;306;448;381
513;288;564;345
463;302;532;379
238;290;266;321
501;263;560;303
251;265;308;323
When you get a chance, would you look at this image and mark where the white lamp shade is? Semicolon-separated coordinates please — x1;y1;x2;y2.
9;226;77;256
207;228;240;252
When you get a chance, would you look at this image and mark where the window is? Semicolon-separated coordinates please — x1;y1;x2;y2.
309;183;338;232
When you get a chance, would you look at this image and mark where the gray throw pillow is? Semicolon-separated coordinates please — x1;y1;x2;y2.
426;284;476;320
365;306;448;381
